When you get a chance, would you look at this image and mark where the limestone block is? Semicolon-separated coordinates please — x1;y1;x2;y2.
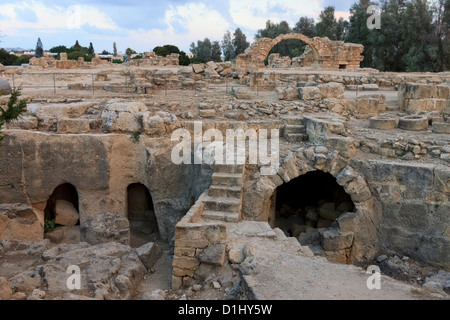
7;117;38;130
57;118;90;134
0;79;12;96
136;242;163;270
198;243;226;266
299;86;320;101
318;82;345;99
54;200;79;226
80;212;130;245
276;87;299;101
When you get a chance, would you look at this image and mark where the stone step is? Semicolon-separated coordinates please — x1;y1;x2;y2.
284;133;309;143
209;185;242;198
282;117;305;125
284;124;306;134
203;196;241;213
202;210;240;223
212;173;243;187
213;163;244;174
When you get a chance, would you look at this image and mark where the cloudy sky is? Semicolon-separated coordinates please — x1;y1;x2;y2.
0;0;355;54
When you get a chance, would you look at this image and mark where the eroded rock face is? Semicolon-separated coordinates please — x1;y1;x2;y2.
10;242;147;300
0;204;43;241
81;212;130;246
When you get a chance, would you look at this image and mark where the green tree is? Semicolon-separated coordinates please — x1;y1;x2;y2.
49;45;69;54
255;20;302;59
0;49;18;65
370;0;408;71
222;30;235;61
445;0;450;69
190;38;212;63
0;88;27;143
401;0;440;72
336;17;349;40
345;0;377;68
153;46;170;57
101;50;111;55
87;42;94;55
232;28;250;57
179;51;191;66
293;17;316;37
35;37;44;58
72;40;82;52
316;6;338;39
113;42;118;56
211;41;222;62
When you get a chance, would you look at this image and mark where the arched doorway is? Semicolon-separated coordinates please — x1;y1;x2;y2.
43;183;80;244
44;183;80;226
273;171;355;252
127;183;160;247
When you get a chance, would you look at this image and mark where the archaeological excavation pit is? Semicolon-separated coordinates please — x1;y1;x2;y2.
127;183;160;248
272;171;355;249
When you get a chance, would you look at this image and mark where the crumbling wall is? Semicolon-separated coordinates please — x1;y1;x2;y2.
236;33;364;70
171;195;227;290
399;83;450;114
0;130;210;242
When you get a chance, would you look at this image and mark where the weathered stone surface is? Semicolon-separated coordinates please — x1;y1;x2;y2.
57;118;90;134
0;79;12;95
0;277;12;300
27;289;46;300
54;200;79;226
81;212;130;245
320;228;354;251
136;242;162;270
228;248;245;264
318;82;344;99
34;242;146;300
6;117;38;130
276;87;299;101
0;204;43;241
198;243;226;266
299;86;321;100
44;226;80;244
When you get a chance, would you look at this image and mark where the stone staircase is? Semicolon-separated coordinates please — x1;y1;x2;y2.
282;117;308;143
202;163;245;223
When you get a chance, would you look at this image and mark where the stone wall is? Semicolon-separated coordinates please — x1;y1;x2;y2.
0;131;209;242
128;52;179;67
399;83;450;115
351;160;450;269
236;33;364;70
171;193;227;289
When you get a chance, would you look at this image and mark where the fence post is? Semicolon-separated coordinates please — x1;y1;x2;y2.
12;74;15;90
225;77;227;95
53;74;56;94
165;76;167;97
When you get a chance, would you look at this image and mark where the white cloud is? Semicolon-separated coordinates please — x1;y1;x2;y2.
0;1;118;35
126;2;230;51
229;0;324;30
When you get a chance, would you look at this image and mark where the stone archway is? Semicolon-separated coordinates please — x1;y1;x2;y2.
242;147;381;264
44;183;80;226
127;183;160;247
236;33;364;70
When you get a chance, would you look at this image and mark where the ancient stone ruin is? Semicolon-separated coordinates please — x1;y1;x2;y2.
0;36;449;300
236;33;364;70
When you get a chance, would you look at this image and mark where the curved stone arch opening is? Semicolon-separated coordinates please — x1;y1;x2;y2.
258;34;321;66
126;183;160;247
245;149;380;264
44;183;80;227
